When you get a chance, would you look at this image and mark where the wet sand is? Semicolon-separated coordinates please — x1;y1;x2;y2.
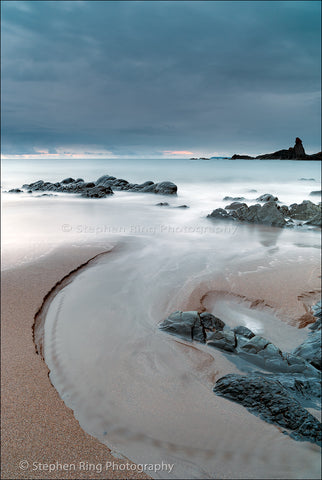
1;245;150;480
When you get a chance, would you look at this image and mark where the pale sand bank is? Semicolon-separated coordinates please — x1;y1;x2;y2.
1;245;150;479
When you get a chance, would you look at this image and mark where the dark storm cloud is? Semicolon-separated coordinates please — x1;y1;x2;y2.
1;1;321;156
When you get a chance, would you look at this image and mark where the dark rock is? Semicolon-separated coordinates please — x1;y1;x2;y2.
207;330;236;352
233;325;255;339
305;213;321;227
207;208;232;220
231;154;255;159
200;312;225;331
225;202;248;210
176;205;189;209
159;311;205;343
256;193;278;202
293;326;321;371
159;310;225;343
293;137;306;158
96;175;116;186
256;138;307;160
306;152;322;160
311;300;322;321
233;202;286;227
8;188;22;193
214;373;321;445
279;205;289;216
37;193;57;197
299;178;315;181
289;200;320;220
80;185;113;198
310;190;322;196
19;174;178;198
61;177;75;184
156;202;170;207
223;196;245;201
82;182;96;188
154;181;177;195
137;181;155;189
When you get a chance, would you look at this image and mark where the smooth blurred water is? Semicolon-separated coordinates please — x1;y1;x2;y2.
1;158;321;269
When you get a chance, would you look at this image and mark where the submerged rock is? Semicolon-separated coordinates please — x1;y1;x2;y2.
223;196;245;201
256;193;278;202
214;373;321;445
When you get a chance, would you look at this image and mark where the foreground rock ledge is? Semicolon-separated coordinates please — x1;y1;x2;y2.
15;176;178;198
159;301;322;445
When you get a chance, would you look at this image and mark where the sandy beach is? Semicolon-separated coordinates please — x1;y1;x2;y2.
1;245;151;480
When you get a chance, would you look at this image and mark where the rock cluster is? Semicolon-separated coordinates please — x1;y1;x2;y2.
208;197;321;228
231;138;322;160
15;176;178;198
159;301;322;445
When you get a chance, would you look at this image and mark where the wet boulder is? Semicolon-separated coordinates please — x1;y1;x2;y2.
159;311;225;343
207;208;232;220
200;312;225;331
225;202;248;210
159;311;205;342
289;200;320;220
233;202;286;227
207;330;236;352
61;177;75;184
154;181;177;195
233;325;255;339
214;373;321;445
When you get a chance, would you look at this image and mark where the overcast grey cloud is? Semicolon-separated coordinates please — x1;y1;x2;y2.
1;0;321;157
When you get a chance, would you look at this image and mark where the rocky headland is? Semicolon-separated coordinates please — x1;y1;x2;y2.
159;301;322;446
8;175;178;198
231;138;322;160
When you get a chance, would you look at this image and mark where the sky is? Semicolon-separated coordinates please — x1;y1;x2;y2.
1;0;321;159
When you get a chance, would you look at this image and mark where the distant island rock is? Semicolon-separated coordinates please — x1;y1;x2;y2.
231;138;322;160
